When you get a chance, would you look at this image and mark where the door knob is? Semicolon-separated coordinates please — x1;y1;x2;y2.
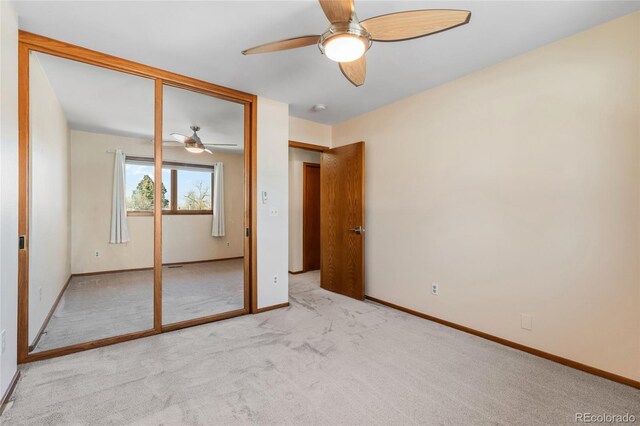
349;226;365;235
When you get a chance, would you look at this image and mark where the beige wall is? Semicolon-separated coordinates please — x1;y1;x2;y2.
289;116;331;147
332;13;640;380
1;0;19;393
256;97;289;309
288;147;321;272
70;130;244;274
28;53;71;344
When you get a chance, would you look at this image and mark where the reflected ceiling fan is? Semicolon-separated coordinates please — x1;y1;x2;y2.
170;126;237;154
241;0;471;87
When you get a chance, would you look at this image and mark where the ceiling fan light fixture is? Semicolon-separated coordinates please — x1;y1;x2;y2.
184;139;206;154
319;22;371;63
182;125;206;153
241;3;472;87
185;146;205;154
323;34;366;62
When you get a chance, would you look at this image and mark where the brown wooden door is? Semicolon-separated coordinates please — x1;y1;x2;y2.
303;163;321;271
320;142;365;300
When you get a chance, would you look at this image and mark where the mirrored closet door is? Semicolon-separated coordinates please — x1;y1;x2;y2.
19;32;255;363
161;85;247;327
27;52;156;354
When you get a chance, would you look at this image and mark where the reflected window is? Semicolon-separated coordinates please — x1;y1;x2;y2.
124;160;171;212
125;157;214;214
177;169;213;211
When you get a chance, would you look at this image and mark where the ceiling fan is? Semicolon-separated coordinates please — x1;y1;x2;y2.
241;0;471;87
170;126;237;154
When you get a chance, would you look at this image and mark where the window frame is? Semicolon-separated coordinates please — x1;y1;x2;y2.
125;155;214;216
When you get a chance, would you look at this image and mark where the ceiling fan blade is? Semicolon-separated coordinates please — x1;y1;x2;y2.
319;0;354;24
339;55;366;87
242;35;321;55
170;133;188;143
204;143;238;147
204;148;213;154
361;9;471;42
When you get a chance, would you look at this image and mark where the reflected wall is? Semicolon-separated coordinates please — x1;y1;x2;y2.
28;52;155;353
161;84;246;326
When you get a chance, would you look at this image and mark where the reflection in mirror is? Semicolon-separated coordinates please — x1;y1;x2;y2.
162;85;245;325
28;52;155;353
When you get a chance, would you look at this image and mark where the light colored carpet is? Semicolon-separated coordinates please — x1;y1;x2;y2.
33;259;244;352
162;259;244;325
6;270;638;425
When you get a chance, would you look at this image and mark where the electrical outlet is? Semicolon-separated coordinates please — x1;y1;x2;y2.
95;250;100;257
1;329;6;354
521;314;533;331
269;207;279;217
431;283;439;295
273;275;278;285
226;242;230;248
39;286;43;302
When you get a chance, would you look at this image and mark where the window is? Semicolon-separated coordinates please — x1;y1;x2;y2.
125;163;171;212
125;156;213;215
177;169;212;211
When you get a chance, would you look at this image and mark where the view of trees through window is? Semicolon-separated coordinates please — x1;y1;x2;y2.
125;164;169;211
125;162;212;213
177;169;211;210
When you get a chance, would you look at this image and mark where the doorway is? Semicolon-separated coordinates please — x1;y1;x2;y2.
303;162;321;272
288;140;365;300
288;145;321;274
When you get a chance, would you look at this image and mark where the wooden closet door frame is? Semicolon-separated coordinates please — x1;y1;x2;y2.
17;31;258;363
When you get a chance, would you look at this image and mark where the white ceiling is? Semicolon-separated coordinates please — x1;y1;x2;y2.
34;52;245;152
17;1;639;125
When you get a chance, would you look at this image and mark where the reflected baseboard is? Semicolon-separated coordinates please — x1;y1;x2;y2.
72;256;244;277
28;275;72;353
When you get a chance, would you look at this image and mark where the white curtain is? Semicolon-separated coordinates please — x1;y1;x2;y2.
211;162;225;237
110;149;130;244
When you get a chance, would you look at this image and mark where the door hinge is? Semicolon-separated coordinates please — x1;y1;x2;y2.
245;228;250;237
19;235;25;250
